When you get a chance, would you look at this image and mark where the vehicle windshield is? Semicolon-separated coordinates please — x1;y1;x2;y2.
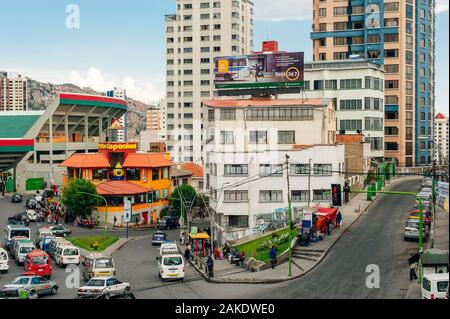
12;278;30;285
94;258;114;269
86;279;105;287
406;221;419;229
44;237;55;243
64;248;79;256
437;281;449;292
19;247;33;254
11;230;30;238
0;252;7;260
163;257;182;266
31;256;48;265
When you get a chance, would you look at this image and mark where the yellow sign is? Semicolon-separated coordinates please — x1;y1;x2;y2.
218;59;229;73
113;162;124;178
98;143;137;152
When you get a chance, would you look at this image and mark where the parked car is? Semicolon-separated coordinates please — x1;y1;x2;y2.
409;210;432;227
404;219;429;241
26;210;38;222
24;250;52;279
11;193;23;203
77;276;130;299
0;287;39;299
152;231;168;246
25;198;38;209
14;242;36;265
8;213;30;226
422;273;449;299
422;177;433;188
0;248;9;274
49;225;72;237
157;216;180;230
4;276;58;297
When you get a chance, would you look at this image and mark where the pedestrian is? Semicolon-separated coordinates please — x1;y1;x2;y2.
409;262;418;280
336;211;342;229
205;239;211;256
206;255;214;278
47;214;51;224
135;216;140;228
325;219;331;236
113;216;117;228
185;244;191;261
269;246;277;269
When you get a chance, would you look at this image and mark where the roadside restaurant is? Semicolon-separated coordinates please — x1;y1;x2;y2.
60;142;173;226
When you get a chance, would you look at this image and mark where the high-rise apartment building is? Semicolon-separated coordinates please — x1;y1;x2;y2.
311;0;436;167
164;0;254;163
147;107;161;131
434;113;449;166
0;71;28;111
106;87;127;141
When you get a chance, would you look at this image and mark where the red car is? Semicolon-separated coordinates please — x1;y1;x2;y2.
24;250;52;279
410;210;431;226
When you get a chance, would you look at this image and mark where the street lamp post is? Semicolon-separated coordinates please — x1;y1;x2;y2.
77;191;109;237
351;189;424;284
285;155;293;277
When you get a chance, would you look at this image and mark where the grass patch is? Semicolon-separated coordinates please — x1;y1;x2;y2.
66;236;119;252
234;228;297;264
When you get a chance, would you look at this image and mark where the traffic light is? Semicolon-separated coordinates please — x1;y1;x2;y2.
331;184;342;207
148;192;153;204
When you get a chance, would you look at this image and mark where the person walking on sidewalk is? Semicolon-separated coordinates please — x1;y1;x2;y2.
184;244;191;261
113;216;117;228
409;262;418;280
269;246;277;269
336;211;342;229
207;255;214;278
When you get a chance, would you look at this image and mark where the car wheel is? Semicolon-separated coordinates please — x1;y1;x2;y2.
104;293;111;300
0;270;7;274
51;286;58;295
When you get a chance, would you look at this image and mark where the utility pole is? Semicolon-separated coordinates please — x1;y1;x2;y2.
285;155;293;277
431;159;437;248
307;158;312;207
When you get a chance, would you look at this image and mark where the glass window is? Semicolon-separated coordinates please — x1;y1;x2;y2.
313;164;332;175
291;190;309;202
224;164;248;176
220;131;234;144
278;131;296;144
313;190;332;201
152;169;160;181
290;164;310;175
259;164;283;176
259;190;283;202
220;109;236;120
249;131;268;144
126;169;141;181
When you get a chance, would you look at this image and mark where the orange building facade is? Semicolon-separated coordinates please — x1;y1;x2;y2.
60;142;173;226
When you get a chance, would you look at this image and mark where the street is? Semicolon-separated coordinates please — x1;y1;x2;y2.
0;179;427;299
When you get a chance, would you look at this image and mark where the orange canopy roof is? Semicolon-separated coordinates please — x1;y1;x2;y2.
59;153;110;168
122;153;172;168
96;181;150;196
180;163;204;178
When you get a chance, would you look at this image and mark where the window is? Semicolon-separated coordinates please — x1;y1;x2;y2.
313;190;332;201
385;49;399;58
340;120;362;131
200;58;210;64
93;169;107;180
319;8;327;16
340;79;362;89
325;80;337;90
334;22;347;31
208;110;215;121
259;190;283;202
152;169;160;181
278;131;296;144
371;137;383;151
224;190;248;202
291;190;309;202
228;216;248;228
260;164;283;176
246;107;313;121
384;34;399;42
249;131;268;144
340;99;362;110
126;169;141;181
220;109;236;120
385;64;399;74
224;165;248;176
333;7;347;16
290;164;310;175
385;2;399;11
333;37;347;46
314;164;332;176
220;131;234;144
334;52;348;60
365;117;383;131
385;80;399;89
201;80;210;86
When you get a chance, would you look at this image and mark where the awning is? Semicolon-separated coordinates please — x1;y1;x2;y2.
59;153;110;169
96;181;150;196
123;153;172;168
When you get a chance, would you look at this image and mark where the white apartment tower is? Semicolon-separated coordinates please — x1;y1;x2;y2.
106;87;127;142
434;113;449;166
165;0;254;163
0;72;28;111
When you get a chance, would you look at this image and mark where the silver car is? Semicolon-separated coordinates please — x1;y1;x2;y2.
4;276;58;297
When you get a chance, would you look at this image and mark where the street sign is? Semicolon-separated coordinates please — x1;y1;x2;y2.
191;226;198;236
124;200;132;223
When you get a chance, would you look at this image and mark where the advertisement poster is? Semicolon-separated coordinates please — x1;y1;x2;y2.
214;52;304;89
437;181;449;211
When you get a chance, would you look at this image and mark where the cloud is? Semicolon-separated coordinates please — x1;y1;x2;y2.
254;0;448;22
436;0;449;13
68;67;164;104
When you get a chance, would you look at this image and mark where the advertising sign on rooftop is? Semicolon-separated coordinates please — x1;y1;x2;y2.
214;52;304;90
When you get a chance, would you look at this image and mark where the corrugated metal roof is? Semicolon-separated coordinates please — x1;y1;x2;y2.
0;112;43;138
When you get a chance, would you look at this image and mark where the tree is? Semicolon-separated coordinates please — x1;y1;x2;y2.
169;184;196;218
195;193;210;215
62;179;98;218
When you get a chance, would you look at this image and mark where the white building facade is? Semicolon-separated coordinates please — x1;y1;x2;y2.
297;60;385;162
164;0;254;163
106;87;127;142
434;113;449;166
203;98;345;242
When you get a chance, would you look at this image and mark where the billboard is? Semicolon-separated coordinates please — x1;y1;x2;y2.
214;52;304;89
109;118;124;130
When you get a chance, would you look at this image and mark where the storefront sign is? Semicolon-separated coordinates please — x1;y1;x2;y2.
98;142;137;153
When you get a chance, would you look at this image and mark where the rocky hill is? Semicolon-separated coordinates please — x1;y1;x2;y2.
28;79;150;140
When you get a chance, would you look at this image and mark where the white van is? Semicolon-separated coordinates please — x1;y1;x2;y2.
0;248;9;274
14;242;36;265
54;245;80;267
3;225;30;251
81;254;116;281
157;252;185;281
422;273;449;299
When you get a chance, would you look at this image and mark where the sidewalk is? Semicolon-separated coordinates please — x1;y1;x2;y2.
184;177;419;284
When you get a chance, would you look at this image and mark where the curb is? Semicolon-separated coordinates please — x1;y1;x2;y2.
77;237;132;258
197;177;420;284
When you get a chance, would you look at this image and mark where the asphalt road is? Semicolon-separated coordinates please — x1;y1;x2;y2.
0;178;423;299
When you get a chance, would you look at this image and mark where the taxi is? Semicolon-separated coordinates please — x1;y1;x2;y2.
24;250;52;279
4;276;58;297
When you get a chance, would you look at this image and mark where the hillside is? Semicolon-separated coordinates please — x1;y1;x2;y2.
28;79;149;140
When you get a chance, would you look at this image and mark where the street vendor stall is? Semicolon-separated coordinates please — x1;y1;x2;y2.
313;207;337;234
189;232;210;258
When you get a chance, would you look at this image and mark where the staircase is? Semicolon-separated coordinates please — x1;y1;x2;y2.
292;247;324;262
